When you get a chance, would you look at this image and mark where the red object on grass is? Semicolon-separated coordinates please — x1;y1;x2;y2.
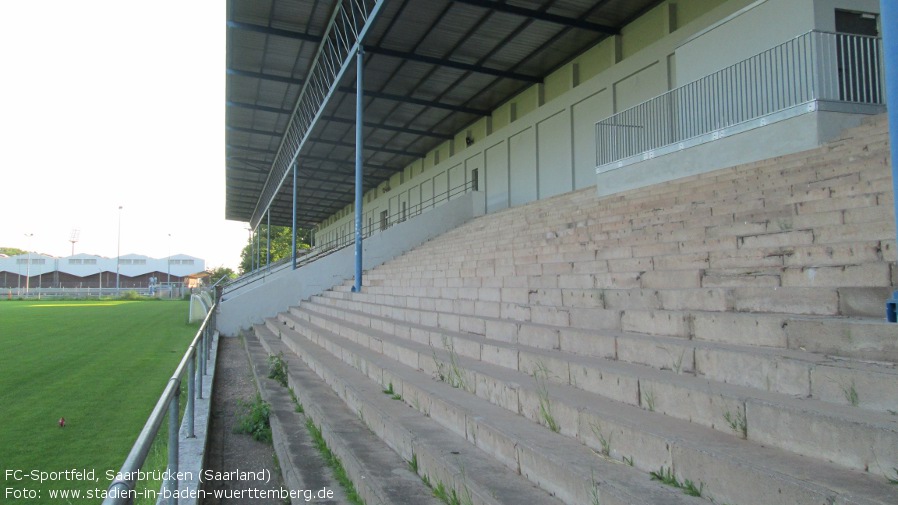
58;417;66;428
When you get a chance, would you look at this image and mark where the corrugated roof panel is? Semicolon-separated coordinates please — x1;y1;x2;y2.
226;0;664;227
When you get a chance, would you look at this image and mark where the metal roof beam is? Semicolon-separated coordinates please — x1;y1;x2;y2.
452;0;619;34
227;100;290;116
321;115;453;140
227;68;303;86
228;68;489;116
227;144;278;155
227;156;274;170
226;125;283;137
310;137;425;158
347;87;490;116
227;21;322;43
299;154;393;174
364;46;542;83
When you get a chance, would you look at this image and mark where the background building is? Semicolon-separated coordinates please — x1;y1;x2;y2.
0;253;205;293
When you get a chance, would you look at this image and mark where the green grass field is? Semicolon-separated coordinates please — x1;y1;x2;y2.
0;299;198;502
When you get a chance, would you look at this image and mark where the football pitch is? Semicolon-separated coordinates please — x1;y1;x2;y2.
0;299;199;502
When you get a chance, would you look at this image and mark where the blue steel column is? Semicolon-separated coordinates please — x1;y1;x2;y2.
292;160;298;269
266;210;271;269
883;1;898;320
252;229;257;271
352;48;364;292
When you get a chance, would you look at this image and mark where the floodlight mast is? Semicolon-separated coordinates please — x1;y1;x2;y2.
69;229;80;256
116;206;122;292
24;233;33;295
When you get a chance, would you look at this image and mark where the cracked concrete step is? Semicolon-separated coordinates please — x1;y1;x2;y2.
285;301;898;477
339;282;893;318
253;324;571;505
242;336;349;505
368;156;891;250
363;231;895;280
320;285;898;363
358;182;892;274
273;309;898;505
310;291;898;412
250;325;441;505
264;318;708;505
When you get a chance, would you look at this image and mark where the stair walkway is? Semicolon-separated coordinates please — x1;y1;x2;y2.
252;114;898;505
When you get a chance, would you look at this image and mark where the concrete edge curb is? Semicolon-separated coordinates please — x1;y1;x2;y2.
175;331;220;505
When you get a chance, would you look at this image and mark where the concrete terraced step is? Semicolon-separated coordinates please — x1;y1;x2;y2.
366;145;891;252
260;317;710;505
241;336;352;505
354;143;893;279
271;307;898;505
287;299;898;476
346;280;892;319
363;219;896;281
324;283;898;363
312;289;898;412
250;325;442;505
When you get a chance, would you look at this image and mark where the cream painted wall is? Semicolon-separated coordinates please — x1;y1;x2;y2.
316;0;858;245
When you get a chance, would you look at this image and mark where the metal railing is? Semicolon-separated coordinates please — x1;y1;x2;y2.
596;30;884;170
250;0;384;229
224;179;477;295
102;304;217;505
315;178;477;252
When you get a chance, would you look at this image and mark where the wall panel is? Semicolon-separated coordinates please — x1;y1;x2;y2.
485;141;509;212
509;128;537;206
537;111;573;198
572;89;611;189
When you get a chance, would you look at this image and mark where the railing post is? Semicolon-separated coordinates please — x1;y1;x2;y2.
203;324;213;375
201;326;208;377
167;383;180;505
292;159;298;270
187;353;195;438
196;336;204;399
266;210;271;271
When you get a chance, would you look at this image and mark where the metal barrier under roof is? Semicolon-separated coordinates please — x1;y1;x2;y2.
595;30;885;173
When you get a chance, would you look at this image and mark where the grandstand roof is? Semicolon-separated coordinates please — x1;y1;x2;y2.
226;0;663;229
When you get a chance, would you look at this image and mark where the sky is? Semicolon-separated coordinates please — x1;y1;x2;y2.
0;1;249;270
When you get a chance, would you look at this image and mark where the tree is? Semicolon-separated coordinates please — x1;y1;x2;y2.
207;266;237;286
239;225;311;275
0;247;27;256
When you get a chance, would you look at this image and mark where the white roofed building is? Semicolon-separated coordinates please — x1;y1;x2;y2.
0;253;205;291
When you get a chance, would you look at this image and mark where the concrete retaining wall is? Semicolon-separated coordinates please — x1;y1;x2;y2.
216;191;486;337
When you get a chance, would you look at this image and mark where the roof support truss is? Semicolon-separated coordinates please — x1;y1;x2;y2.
250;0;386;229
452;0;619;34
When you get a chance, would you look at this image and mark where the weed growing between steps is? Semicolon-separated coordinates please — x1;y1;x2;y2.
408;452;473;505
641;386;656;412
234;393;273;443
283;384;365;505
650;466;704;498
306;418;365;505
532;361;560;433
590;421;613;457
289;388;304;413
723;408;748;439
268;351;289;387
589;470;602;505
382;382;403;400
433;336;472;392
